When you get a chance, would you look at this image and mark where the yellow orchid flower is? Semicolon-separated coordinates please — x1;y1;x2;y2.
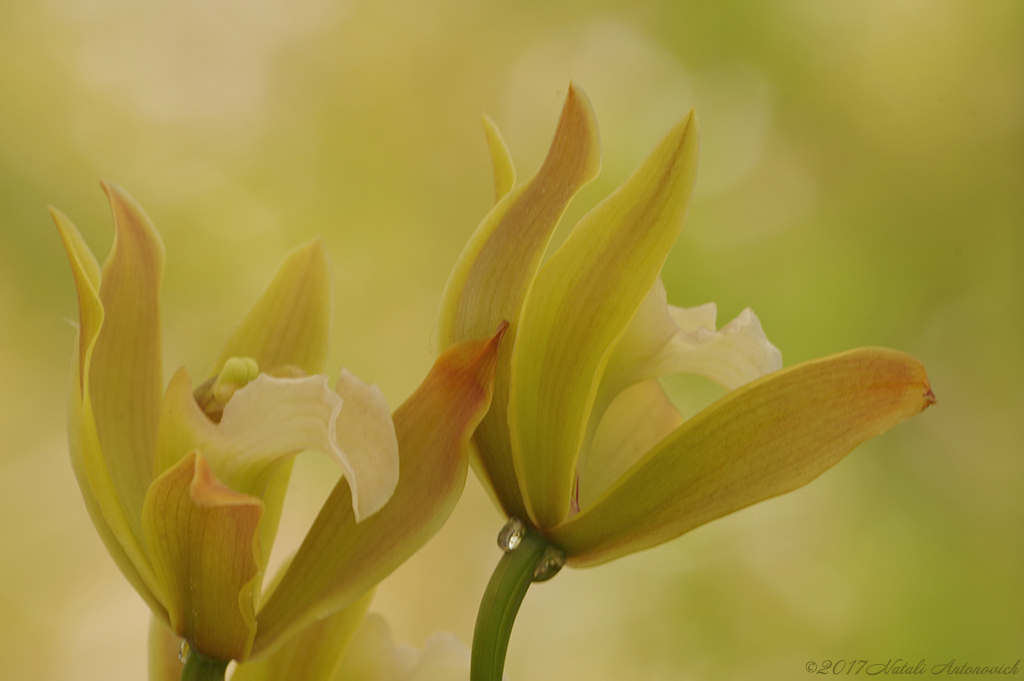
436;85;936;680
55;184;505;680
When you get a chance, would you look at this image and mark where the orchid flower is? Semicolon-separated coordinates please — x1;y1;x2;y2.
435;85;935;680
55;184;504;680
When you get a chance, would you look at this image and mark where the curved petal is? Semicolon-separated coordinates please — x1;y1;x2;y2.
509;110;700;529
576;380;683;512
435;84;600;521
156;369;398;522
252;326;506;658
482;114;516;202
549;348;936;566
52;205;168;621
142;451;263;661
232;590;374;681
212;238;332;379
90;182;165;543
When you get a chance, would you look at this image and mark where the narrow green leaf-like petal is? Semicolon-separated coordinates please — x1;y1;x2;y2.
212;239;332;378
510;111;699;529
436;84;601;521
482;114;516;202
232;590;374;681
52;202;168;622
90;181;165;543
142;451;263;661
251;327;505;658
550;348;936;566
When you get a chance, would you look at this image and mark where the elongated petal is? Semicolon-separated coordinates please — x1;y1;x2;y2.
252;326;505;657
576;380;683;512
483;114;516;202
232;590;374;681
549;348;936;566
142;451;263;661
435;84;600;521
156;369;398;522
510;111;699;529
53;205;168;621
212;239;332;378
89;182;164;542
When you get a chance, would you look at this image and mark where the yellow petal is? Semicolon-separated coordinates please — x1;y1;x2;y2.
231;590;374;681
142;451;263;661
148;617;184;681
482;114;516;202
251;326;505;658
89;182;165;542
212;238;332;378
52;203;168;621
436;83;600;521
575;380;683;512
550;348;936;566
509;110;700;529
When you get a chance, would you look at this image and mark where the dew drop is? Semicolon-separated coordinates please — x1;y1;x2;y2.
533;545;565;582
497;517;527;552
179;640;190;663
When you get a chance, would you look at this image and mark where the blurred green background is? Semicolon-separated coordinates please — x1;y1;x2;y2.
1;0;1021;679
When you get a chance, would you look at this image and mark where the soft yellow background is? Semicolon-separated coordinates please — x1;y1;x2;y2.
1;1;1021;679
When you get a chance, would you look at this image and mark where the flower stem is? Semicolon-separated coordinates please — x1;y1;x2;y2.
471;519;563;681
180;648;230;681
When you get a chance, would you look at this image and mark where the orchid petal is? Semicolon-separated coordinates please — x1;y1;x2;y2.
89;182;164;543
142;451;263;661
52;204;168;621
231;590;374;681
436;84;600;521
509;110;699;529
649;304;782;390
252;326;505;658
482;114;516;202
550;348;935;566
576;380;683;512
212;238;332;378
156;369;398;523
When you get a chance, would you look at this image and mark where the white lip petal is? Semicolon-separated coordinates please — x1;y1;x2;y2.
191;372;398;522
653;304;783;390
332;368;400;522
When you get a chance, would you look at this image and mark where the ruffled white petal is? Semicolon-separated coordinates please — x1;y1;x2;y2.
649;303;783;391
172;371;398;522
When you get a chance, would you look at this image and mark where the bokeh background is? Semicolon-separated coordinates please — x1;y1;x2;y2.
1;1;1021;679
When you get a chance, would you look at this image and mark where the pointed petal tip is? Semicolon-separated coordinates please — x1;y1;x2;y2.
924;383;937;407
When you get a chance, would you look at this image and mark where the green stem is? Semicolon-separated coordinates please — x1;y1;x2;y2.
471;521;560;681
180;647;230;681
